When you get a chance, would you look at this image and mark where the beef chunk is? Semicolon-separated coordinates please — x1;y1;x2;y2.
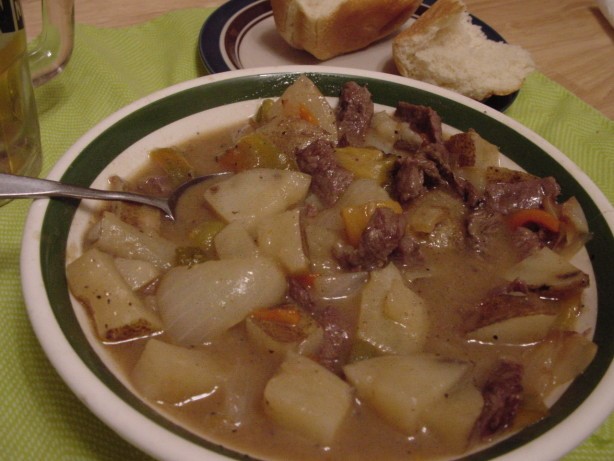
468;178;562;258
475;360;523;439
288;276;316;312
485;177;561;215
393;144;480;207
450;174;480;208
295;138;353;206
395;102;444;144
392;233;425;268
393;155;444;203
512;226;545;257
288;277;352;375
312;306;353;375
336;81;374;147
421;144;480;207
335;207;406;271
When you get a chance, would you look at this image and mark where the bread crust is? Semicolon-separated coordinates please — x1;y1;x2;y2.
395;0;465;40
271;0;421;60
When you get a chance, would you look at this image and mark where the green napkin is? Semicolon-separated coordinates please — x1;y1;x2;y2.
0;7;612;461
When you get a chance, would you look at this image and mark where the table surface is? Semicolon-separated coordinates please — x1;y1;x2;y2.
22;0;614;120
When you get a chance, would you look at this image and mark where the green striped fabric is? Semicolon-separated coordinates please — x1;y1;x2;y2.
0;7;612;461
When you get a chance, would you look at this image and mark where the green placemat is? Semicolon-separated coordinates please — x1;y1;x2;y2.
0;7;613;461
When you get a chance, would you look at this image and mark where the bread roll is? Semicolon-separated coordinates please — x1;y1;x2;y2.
271;0;421;60
393;0;535;101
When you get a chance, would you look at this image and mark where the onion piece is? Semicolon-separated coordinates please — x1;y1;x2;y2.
312;272;368;301
157;257;287;345
555;197;591;259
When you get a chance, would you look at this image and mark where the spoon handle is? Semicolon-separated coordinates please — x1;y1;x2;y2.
0;173;169;213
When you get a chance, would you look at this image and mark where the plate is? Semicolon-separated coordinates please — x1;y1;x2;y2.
198;0;518;111
21;66;614;461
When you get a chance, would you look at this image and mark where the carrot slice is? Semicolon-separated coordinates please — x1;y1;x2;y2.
508;209;560;232
291;273;319;289
251;306;302;326
298;104;318;125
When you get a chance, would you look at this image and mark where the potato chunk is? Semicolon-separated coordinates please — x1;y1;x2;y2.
467;314;557;345
203;168;310;227
504;247;589;296
264;354;353;446
336;178;391;208
421;380;484;451
358;264;429;354
131;339;229;404
257;209;309;274
113;257;160;291
304;223;343;274
66;248;163;341
265;75;337;141
214;221;260;260
344;354;469;435
157;257;287;345
90;211;177;269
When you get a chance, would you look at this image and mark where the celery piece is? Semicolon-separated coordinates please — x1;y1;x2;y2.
149;147;195;186
175;246;209;267
188;220;226;254
218;132;294;172
255;99;275;124
239;133;295;170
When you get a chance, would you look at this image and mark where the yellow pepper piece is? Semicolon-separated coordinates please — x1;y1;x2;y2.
341;200;403;246
149;147;195;187
334;147;396;186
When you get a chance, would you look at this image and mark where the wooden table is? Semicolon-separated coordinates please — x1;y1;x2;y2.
22;0;613;118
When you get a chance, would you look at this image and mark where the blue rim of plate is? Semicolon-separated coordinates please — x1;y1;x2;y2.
28;68;614;461
198;0;518;112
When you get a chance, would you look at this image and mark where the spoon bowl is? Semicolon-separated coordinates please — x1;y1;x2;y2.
0;172;231;220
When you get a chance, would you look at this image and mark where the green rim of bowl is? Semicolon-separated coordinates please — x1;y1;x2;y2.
40;71;614;460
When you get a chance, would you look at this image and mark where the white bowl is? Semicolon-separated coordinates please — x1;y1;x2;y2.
21;66;614;461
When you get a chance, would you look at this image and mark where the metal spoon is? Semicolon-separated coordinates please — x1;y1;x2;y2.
0;172;231;221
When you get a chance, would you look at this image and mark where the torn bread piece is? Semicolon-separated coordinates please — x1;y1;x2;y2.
393;0;535;101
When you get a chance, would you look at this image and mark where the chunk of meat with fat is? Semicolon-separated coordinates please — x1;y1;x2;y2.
395;102;444;144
